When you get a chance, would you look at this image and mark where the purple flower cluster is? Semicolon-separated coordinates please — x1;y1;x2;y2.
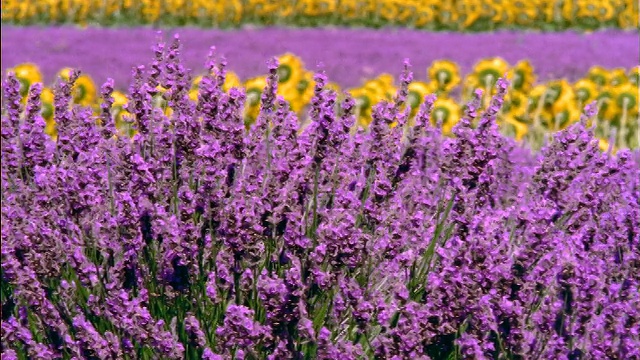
2;36;639;359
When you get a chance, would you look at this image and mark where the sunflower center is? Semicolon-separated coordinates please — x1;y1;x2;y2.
277;64;292;83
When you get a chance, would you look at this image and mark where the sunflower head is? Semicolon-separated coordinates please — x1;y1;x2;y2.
629;66;640;86
244;76;268;107
595;89;616;121
573;79;599;104
609;68;628;87
407;81;434;111
614;83;639;114
428;60;461;93
57;68;97;106
549;103;581;130
544;80;574;110
507;60;536;92
473;57;510;90
431;98;461;133
224;71;242;92
587;66;608;87
12;63;43;97
277;53;304;86
502;115;529;141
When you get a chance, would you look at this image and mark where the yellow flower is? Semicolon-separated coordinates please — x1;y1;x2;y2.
243;76;267;124
12;63;43;97
428;60;461;93
609;68;627;87
431;98;461;134
224;71;242;91
586;66;609;87
277;53;304;89
504;91;529;119
629;66;640;86
502;115;529;141
406;81;434;112
472;57;509;90
573;79;599;104
595;89;616;121
57;68;97;106
507;60;536;92
547;102;581;130
575;0;615;24
613;83;639;115
544;79;575;112
40;87;56;137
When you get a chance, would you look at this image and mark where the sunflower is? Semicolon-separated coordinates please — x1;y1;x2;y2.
406;81;434;114
595;89;616;121
111;91;129;130
504;91;529;119
629;66;640;86
609;68;628;87
544;80;575;112
509;0;539;26
347;86;379;127
613;83;639;116
575;0;615;25
57;67;97;106
224;71;242;91
41;87;56;138
507;60;536;92
189;75;203;102
12;63;43;97
277;53;304;89
502;115;529;141
472;57;509;89
428;60;461;94
547;102;581;130
431;98;461;134
586;66;609;87
573;79;599;105
455;0;485;29
243;76;267;124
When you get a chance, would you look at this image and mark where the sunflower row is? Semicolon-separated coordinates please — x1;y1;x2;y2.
2;0;638;30
8;57;640;150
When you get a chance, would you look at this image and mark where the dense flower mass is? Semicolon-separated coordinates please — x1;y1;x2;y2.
1;0;638;30
7;58;640;151
2;37;640;359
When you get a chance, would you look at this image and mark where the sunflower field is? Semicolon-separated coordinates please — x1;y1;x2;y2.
2;1;639;360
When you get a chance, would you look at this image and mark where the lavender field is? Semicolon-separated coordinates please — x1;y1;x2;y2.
2;35;639;358
2;27;638;88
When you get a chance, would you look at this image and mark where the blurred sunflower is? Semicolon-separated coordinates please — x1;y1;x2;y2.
507;60;536;92
574;0;615;26
472;57;509;90
544;79;574;112
502;115;529;141
586;66;609;87
224;71;242;91
57;67;97;106
573;79;599;105
41;87;56;137
613;83;639;117
12;63;43;97
428;60;461;94
609;68;627;87
546;102;581;130
629;66;640;86
431;98;461;134
244;76;267;124
406;81;434;116
277;53;304;89
595;89;616;121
